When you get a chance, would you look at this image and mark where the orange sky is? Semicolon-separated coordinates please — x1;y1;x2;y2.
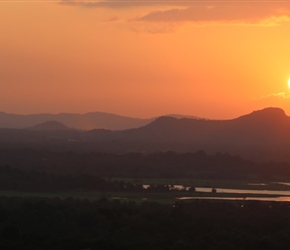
1;1;290;119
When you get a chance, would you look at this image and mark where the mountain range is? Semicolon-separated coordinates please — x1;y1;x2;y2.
0;107;289;162
0;112;201;131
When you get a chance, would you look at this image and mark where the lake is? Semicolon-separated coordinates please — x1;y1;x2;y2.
144;183;290;202
179;185;290;202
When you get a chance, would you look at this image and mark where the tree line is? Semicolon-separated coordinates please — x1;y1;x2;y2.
0;165;198;193
1;149;290;180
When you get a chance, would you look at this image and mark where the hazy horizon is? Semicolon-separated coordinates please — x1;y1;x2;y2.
1;1;290;119
0;106;289;120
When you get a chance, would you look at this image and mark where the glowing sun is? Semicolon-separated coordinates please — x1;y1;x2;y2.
288;78;290;89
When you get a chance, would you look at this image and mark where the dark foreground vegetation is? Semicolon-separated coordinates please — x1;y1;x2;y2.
2;149;290;249
0;197;290;250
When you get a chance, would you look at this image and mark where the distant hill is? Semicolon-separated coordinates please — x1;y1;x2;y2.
127;107;289;142
152;108;288;143
29;121;71;131
86;107;290;161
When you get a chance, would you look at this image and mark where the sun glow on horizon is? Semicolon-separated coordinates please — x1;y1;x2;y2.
2;3;290;118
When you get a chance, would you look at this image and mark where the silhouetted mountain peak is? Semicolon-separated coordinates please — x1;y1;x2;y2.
146;116;179;128
236;107;288;123
252;107;286;117
154;116;178;122
165;114;202;119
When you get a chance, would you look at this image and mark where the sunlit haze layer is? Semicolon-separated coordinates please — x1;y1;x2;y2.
1;0;290;119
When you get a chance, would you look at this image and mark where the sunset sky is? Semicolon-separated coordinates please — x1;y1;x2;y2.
1;0;290;119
